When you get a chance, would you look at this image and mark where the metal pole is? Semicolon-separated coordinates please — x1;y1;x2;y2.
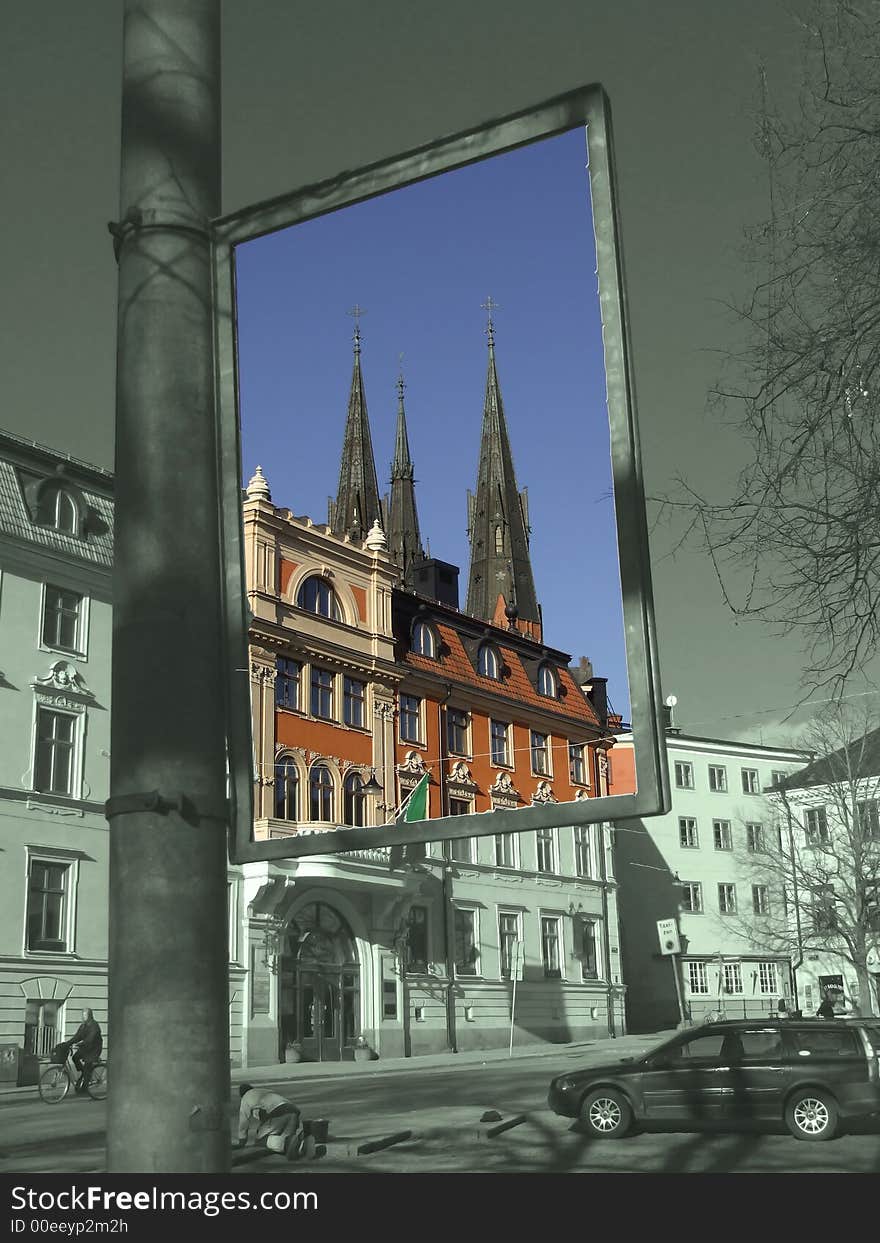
107;0;227;1172
670;954;686;1026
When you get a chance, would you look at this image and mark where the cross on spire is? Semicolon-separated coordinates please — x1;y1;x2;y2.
397;352;405;399
348;303;367;353
481;295;500;347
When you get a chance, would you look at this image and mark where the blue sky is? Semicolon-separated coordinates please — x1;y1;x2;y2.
236;128;631;717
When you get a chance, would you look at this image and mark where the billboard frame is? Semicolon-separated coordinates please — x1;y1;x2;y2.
212;82;669;864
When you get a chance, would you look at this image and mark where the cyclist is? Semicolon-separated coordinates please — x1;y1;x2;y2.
70;1009;102;1093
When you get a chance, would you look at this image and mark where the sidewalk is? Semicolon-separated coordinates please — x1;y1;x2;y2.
0;1030;676;1100
230;1028;676;1085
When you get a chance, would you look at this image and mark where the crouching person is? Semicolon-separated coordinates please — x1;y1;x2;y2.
235;1085;305;1159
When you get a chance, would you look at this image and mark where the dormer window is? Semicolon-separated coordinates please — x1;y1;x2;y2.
478;643;501;680
538;663;557;698
37;485;78;535
296;575;343;621
411;620;437;659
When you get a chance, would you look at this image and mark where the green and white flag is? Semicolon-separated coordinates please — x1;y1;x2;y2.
399;772;430;823
389;772;429;869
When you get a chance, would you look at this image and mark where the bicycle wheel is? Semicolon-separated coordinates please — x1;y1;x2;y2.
39;1065;70;1104
86;1063;107;1101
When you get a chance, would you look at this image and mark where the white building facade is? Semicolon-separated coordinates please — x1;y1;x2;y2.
614;728;808;1030
0;431;113;1080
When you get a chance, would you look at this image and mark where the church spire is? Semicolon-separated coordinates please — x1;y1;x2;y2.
387;360;424;585
328;306;383;542
465;299;540;630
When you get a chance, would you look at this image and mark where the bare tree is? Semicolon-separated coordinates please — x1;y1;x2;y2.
657;2;880;695
733;711;880;1015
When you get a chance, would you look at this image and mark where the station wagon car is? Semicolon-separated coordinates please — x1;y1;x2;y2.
548;1018;880;1141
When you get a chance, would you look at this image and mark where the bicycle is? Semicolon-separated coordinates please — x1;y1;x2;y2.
38;1040;108;1104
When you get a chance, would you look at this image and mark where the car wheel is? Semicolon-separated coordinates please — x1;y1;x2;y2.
785;1090;839;1141
580;1089;633;1139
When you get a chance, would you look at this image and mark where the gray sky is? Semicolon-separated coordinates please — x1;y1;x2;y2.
6;0;868;746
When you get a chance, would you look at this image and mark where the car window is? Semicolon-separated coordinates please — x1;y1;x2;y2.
738;1030;784;1059
786;1027;862;1058
668;1033;727;1060
863;1024;880;1048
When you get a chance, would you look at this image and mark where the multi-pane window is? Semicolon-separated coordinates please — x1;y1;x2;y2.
42;586;83;652
536;827;556;874
574;825;594;877
494;833;517;868
723;962;743;994
310;668;333;719
343;771;366;826
741;768;760;794
746;822;764;853
538;664;557;698
411;621;436;658
679;817;699;849
499;912;520;979
681;882;703;913
541;916;562;978
758;961;777;995
24;999;61;1056
275;658;301;710
490;720;511;767
274;757;299;820
453;908;478;976
713;820;732;851
449;798;473;863
708;765;727;792
399;694;421;743
805;806;829;844
813;885;837;932
687;961;709;994
857;799;880;839
406;906;428;974
718;883;737;915
530;731;549;776
568;743;586;786
579;918;599;981
478;644;500;679
447;708;469;755
296;576;342;620
309;764;334;821
26;860;70;952
34;708;76;796
770;770;789;788
752;885;770;916
343;677;366;728
674;761;694;789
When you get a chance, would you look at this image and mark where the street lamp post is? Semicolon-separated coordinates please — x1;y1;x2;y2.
106;0;229;1172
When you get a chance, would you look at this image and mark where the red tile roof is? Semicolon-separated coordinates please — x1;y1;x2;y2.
405;623;600;728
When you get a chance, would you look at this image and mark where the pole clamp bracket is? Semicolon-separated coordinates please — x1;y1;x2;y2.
104;790;228;825
107;207;214;262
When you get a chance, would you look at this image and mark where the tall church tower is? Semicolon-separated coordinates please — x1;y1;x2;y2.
465;304;540;633
386;366;425;586
328;313;383;541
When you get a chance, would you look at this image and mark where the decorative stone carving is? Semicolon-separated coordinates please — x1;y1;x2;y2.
399;751;426;775
450;760;472;784
532;781;558;804
488;770;521;809
35;661;93;697
574;788;590;801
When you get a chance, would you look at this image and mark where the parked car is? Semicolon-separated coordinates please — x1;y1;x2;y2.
548;1018;880;1141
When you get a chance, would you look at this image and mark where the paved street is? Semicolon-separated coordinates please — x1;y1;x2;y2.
2;1041;879;1175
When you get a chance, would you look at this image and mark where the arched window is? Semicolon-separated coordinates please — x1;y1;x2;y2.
538;663;557;698
274;757;299;821
477;643;500;680
37;485;78;535
309;764;334;822
296;575;343;621
411;620;436;658
343;771;366;827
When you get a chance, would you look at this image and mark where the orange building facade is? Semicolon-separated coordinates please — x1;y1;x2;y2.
232;469;626;1066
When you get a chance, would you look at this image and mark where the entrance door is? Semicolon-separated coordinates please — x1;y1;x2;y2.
280;902;360;1062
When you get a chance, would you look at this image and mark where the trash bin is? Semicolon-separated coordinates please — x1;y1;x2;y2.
0;1044;39;1087
0;1043;20;1085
